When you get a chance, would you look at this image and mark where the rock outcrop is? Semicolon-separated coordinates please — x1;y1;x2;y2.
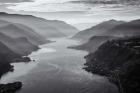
0;82;22;93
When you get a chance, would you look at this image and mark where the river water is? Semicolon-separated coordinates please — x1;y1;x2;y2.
0;38;118;93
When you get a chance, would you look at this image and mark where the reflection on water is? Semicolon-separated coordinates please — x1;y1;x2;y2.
0;38;119;93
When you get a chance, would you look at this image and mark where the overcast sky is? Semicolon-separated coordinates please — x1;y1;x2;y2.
0;0;140;30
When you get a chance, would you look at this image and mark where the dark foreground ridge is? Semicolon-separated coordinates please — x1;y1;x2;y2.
0;82;22;93
84;36;140;93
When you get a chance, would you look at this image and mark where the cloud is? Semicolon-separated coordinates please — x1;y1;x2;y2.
70;0;140;5
0;0;32;3
6;0;89;12
4;0;140;13
0;0;140;26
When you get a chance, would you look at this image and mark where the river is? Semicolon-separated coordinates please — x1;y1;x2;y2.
0;38;119;93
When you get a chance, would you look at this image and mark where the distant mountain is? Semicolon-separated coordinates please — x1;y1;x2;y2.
71;19;140;53
69;36;117;52
106;19;140;37
0;32;39;56
45;20;79;36
0;20;49;45
0;12;79;38
72;20;125;41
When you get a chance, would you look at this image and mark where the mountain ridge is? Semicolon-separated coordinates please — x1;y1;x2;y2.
72;19;125;41
0;12;79;37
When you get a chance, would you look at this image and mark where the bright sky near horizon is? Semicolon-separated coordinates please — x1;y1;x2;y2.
0;0;140;30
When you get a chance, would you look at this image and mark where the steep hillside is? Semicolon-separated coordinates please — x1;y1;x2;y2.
0;23;49;45
70;19;140;54
72;20;124;41
0;33;39;56
0;20;10;27
0;41;21;77
69;36;117;52
0;12;79;37
0;41;21;62
84;36;140;93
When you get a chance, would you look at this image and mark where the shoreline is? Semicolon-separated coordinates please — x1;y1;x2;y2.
0;44;40;93
0;39;54;93
83;37;140;93
0;56;32;93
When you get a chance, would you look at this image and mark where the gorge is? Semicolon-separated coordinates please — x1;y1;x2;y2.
0;12;140;93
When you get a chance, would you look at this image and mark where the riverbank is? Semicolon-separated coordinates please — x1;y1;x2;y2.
0;38;119;93
0;57;32;93
84;36;140;93
0;42;42;93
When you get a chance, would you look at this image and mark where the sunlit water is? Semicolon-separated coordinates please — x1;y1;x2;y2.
0;38;119;93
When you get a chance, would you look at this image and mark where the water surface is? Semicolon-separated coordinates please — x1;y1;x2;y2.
1;38;119;93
